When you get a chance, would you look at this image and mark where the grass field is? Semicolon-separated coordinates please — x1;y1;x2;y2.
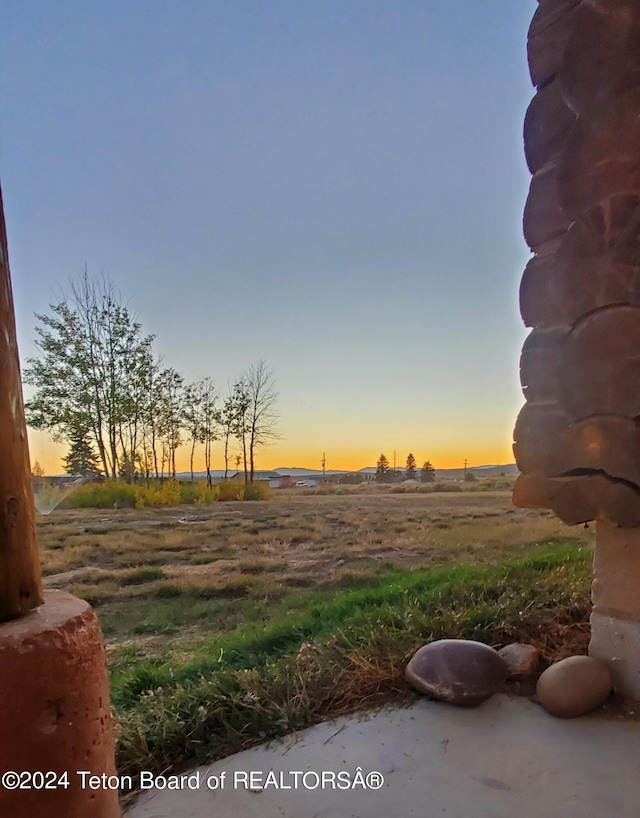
37;485;597;783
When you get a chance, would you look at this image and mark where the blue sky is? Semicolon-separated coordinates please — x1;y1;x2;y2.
2;0;538;472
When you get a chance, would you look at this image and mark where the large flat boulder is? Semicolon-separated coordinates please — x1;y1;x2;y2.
405;639;508;707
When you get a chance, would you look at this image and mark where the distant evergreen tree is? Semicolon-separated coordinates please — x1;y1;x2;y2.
405;453;417;480
376;453;390;482
62;426;102;478
421;460;436;483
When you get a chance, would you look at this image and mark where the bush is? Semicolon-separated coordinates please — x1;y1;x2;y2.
217;480;245;501
133;479;181;508
242;482;271;501
68;482;137;509
433;482;463;493
64;477;269;508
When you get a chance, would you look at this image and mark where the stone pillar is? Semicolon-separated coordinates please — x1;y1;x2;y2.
513;0;640;698
590;524;640;699
0;593;121;818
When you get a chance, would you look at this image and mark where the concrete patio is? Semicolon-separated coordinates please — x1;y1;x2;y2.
125;694;640;818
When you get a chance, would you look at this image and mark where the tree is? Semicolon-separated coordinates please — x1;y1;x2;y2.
376;453;390;482
183;378;218;482
199;378;220;487
62;423;102;478
230;379;251;482
421;461;435;483
155;367;184;479
219;388;241;481
405;453;417;480
23;271;157;481
243;360;280;482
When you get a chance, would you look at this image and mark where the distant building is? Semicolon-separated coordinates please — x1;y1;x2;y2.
229;470;289;488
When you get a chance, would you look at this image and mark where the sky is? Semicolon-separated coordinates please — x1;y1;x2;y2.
1;0;538;475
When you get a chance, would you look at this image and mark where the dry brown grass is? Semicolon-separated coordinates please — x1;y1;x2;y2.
37;490;591;576
36;487;593;656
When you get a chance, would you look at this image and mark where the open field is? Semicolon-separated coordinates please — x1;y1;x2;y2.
36;486;599;781
39;488;591;654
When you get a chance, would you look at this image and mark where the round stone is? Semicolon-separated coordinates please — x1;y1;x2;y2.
536;655;613;718
405;639;508;706
498;642;540;680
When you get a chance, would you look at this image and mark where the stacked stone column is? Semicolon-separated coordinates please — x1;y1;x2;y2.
513;0;640;697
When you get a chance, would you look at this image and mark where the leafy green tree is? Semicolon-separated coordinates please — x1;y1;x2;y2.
155;367;184;479
24;271;157;480
421;460;435;483
376;453;390;482
405;453;417;480
183;378;218;482
230;379;251;483
220;387;243;483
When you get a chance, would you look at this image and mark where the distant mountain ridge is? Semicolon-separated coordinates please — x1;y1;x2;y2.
273;463;519;479
51;463;519;480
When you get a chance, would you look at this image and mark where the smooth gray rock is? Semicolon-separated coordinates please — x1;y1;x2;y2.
498;642;540;679
537;655;613;718
405;639;508;706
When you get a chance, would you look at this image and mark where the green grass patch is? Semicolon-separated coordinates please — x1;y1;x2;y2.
121;566;166;585
112;538;591;783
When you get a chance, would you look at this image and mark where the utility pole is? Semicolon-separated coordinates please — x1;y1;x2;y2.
321;452;326;477
464;458;468;480
393;450;396;476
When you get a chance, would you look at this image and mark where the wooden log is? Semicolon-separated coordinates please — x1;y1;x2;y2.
519;243;566;328
553;201;640;319
588;0;640;11
556;88;640;218
521;200;640;327
513;402;570;477
559;305;640;419
0;186;43;622
515;412;640;488
566;416;640;489
519;253;555;329
559;3;640;117
519;327;567;403
512;474;550;510
513;473;640;527
523;164;572;252
549;475;640;527
528;0;582;89
524;79;576;174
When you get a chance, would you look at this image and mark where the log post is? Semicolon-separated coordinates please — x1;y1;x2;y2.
514;0;640;698
0;185;43;621
0;186;120;816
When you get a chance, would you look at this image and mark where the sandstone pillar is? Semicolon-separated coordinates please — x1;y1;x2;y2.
514;0;640;698
590;524;640;699
0;593;121;818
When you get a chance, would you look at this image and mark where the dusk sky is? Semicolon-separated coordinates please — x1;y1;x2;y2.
2;0;538;474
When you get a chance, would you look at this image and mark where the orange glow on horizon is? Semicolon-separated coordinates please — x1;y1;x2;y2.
28;429;515;476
